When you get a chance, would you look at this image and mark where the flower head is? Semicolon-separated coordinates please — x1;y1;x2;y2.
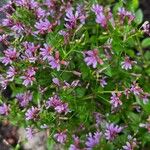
21;67;36;86
85;131;102;148
25;106;39;120
121;57;136;70
6;66;17;81
130;83;143;96
84;49;103;68
34;19;52;34
110;92;122;108
46;95;69;114
0;103;9;115
54;131;67;144
100;76;107;88
16;91;32;107
105;123;122;141
0;48;18;65
40;44;53;60
26;127;34;140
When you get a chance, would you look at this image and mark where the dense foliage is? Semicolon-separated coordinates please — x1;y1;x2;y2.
0;0;150;149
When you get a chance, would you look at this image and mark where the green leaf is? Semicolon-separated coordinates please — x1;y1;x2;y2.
142;38;150;48
135;9;143;25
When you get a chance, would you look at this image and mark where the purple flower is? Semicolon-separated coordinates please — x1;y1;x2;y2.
0;48;18;65
2;17;13;27
65;8;79;29
130;83;143;96
142;21;150;36
46;95;69;114
100;76;107;88
35;7;46;19
26;127;34;140
48;51;68;71
22;42;39;63
11;23;24;34
6;66;16;81
69;145;79;150
54;131;67;144
110;92;122;108
0;103;9;115
96;13;107;28
34;19;52;34
52;78;60;86
46;95;62;108
0;34;7;42
121;57;136;70
85;131;101;149
140;93;149;104
123;136;137;150
16;91;32;107
76;4;86;24
69;135;80;150
91;4;108;28
25;106;39;120
0;75;8;89
84;49;103;68
21;67;36;86
40;44;53;60
55;103;69;114
118;8;135;24
91;4;103;15
105;123;122;141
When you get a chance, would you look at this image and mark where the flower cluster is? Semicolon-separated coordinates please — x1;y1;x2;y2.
0;0;149;149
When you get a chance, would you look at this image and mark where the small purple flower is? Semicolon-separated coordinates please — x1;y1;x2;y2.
0;75;8;89
96;13;107;28
52;78;60;86
0;48;18;65
34;19;52;34
54;131;67;144
26;127;34;140
22;42;39;63
0;34;7;42
40;44;53;60
140;93;149;104
21;67;36;86
25;106;39;120
84;49;103;68
55;103;69;114
48;51;68;71
91;4;103;15
105;123;122;141
6;66;16;81
100;76;107;88
121;57;136;70
46;95;69;114
11;23;24;34
118;7;135;24
85;131;102;149
0;103;9;115
130;83;143;96
2;18;13;27
16;91;32;107
35;7;46;19
46;95;62;109
110;92;122;108
142;21;150;36
69;145;79;150
65;8;79;29
123;136;137;150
